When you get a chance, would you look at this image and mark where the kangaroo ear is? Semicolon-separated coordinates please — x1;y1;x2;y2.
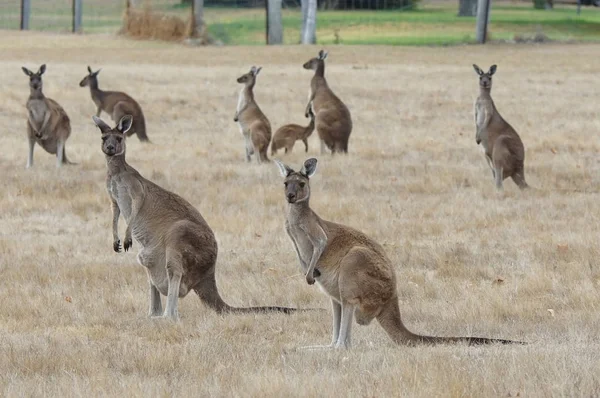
318;50;328;60
87;66;92;74
473;64;483;76
92;116;111;133
488;65;497;75
38;64;46;75
93;68;102;77
117;115;133;134
301;158;318;178
254;66;262;76
22;67;33;77
274;159;294;177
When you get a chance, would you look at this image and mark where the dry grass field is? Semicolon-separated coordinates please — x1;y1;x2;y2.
1;30;600;397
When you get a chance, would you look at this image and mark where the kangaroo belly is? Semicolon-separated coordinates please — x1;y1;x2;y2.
37;136;58;154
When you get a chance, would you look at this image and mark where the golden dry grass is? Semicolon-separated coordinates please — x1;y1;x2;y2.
1;30;600;396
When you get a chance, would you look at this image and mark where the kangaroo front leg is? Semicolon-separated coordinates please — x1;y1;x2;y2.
96;107;102;117
148;282;163;317
38;112;51;138
304;225;327;285
334;302;355;349
111;200;122;252
124;181;144;251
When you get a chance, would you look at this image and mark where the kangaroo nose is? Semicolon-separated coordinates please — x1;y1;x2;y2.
287;193;296;200
107;145;115;151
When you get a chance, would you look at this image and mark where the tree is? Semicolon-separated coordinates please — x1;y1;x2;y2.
301;0;317;44
458;0;478;16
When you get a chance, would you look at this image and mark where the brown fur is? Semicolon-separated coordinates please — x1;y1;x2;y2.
92;115;299;321
234;66;271;163
473;64;528;190
271;108;315;156
22;64;73;168
275;158;525;349
303;50;352;154
80;66;150;142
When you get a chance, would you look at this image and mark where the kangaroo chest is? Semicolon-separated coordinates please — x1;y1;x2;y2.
107;177;133;222
27;99;48;128
286;223;314;272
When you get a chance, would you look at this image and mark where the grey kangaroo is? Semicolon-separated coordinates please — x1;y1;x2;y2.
473;64;528;190
22;64;73;168
81;66;150;142
275;158;525;349
93;114;300;320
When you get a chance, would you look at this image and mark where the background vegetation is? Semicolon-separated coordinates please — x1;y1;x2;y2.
0;0;600;45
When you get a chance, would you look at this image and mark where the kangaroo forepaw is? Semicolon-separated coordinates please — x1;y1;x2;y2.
124;237;133;252
113;239;122;253
306;274;315;285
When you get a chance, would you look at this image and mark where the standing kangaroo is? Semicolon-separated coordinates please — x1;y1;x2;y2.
234;66;271;163
274;158;524;349
271;108;315;156
303;50;352;154
93;115;298;320
22;64;73;168
473;64;528;190
80;66;150;142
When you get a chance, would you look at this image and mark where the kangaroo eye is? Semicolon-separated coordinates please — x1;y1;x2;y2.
116;136;122;143
284;182;288;187
101;136;107;142
299;182;306;188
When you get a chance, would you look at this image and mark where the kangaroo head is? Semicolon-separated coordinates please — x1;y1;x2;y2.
22;64;46;92
303;50;328;71
80;66;101;87
473;64;496;90
92;115;133;157
237;66;261;85
274;158;318;204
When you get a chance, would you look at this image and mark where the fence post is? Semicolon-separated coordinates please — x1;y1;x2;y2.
20;0;31;30
475;0;491;44
267;0;283;44
73;0;83;33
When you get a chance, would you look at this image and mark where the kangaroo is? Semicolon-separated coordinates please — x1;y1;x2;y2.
93;115;299;321
473;64;528;190
234;66;271;163
271;108;315;156
22;64;73;168
303;50;352;155
80;66;150;142
274;158;525;349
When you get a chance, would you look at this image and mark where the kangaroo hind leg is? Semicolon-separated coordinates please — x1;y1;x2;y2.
164;248;184;321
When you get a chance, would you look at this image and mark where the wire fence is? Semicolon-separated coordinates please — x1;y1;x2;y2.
0;0;598;45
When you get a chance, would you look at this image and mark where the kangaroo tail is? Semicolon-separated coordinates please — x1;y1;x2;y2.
193;274;312;315
135;117;151;143
377;298;526;346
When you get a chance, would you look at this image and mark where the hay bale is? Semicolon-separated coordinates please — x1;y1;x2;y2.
120;5;212;44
